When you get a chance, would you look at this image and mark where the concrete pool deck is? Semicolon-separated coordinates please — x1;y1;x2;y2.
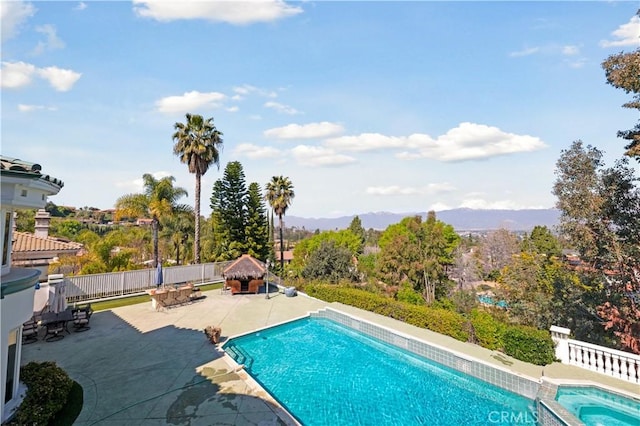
20;288;639;425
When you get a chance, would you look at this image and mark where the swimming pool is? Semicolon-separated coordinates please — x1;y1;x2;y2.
555;386;640;426
224;316;536;425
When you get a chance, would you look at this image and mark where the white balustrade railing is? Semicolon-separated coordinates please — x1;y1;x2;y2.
551;325;640;384
63;261;231;303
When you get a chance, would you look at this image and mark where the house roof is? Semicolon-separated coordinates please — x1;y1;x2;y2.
12;231;83;253
0;156;64;189
275;250;294;261
223;254;266;280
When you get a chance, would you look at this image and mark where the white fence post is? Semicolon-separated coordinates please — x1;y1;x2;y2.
550;325;571;363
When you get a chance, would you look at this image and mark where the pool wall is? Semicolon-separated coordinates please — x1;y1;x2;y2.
310;307;541;399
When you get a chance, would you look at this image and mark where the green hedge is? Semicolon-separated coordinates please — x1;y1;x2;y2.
9;361;74;426
305;284;468;341
305;284;557;366
470;308;506;350
503;325;556;366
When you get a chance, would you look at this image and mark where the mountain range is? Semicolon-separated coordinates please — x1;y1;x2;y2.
284;208;561;232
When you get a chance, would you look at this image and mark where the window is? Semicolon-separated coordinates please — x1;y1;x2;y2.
20;189;27;197
5;329;17;402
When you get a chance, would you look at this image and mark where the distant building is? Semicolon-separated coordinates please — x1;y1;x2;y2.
1;156;64;423
276;250;294;264
11;210;83;278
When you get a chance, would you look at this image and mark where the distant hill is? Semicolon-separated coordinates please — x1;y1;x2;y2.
284;208;561;232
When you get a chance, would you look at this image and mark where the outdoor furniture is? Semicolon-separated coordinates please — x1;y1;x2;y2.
148;284;198;310
22;317;39;344
73;304;93;331
223;255;266;295
41;309;74;341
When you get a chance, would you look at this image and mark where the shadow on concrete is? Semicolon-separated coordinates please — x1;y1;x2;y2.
21;309;291;425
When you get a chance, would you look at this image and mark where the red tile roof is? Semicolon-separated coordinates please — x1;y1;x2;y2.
12;231;83;253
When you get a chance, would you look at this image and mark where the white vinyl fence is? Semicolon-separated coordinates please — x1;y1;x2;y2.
64;262;231;303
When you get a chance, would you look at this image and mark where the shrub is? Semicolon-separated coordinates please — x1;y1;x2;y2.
503;325;556;365
9;361;74;425
470;309;505;350
305;284;468;341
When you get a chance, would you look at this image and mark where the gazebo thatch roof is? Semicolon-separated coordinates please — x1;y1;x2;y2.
223;254;266;280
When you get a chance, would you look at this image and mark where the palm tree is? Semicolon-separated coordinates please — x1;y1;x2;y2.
264;176;295;272
173;113;224;263
115;174;188;267
160;209;194;265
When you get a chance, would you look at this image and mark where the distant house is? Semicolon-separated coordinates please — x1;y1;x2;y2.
136;218;154;226
1;156;64;423
11;209;83;278
275;250;294;264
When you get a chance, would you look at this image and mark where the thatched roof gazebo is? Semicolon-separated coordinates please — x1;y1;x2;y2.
223;254;266;295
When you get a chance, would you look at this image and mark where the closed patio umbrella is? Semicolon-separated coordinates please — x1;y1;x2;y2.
155;262;164;288
49;281;67;313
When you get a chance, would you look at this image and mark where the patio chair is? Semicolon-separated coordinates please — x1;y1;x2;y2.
73;304;93;332
22;317;39;344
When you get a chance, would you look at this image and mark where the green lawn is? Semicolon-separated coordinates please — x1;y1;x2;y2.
90;282;223;311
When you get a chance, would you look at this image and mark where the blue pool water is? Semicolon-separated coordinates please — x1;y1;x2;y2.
224;317;535;425
478;294;508;308
555;386;640;426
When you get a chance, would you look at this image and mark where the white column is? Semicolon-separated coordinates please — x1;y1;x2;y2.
550;325;571;364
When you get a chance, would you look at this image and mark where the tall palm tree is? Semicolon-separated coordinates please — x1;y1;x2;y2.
115;174;188;267
264;176;295;272
173;113;224;263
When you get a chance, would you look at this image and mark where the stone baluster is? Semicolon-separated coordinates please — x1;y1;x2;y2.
588;348;597;371
628;359;638;384
595;350;604;374
575;345;584;367
612;354;621;379
620;357;628;381
604;351;612;376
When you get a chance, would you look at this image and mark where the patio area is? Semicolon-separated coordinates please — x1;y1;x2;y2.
21;288;639;425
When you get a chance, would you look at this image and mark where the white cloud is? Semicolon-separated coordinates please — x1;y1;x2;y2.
155;90;226;113
74;2;87;11
325;133;418;152
1;61;81;91
459;198;544;210
0;61;36;88
264;122;344;140
600;15;640;48
133;0;302;25
226;106;239;112
366;183;456;196
429;202;452;212
291;145;356;167
399;123;546;162
37;66;82;91
233;143;281;159
327;123;546;161
509;47;539;57
264;101;300;115
32;24;65;55
1;0;36;41
18;104;57;112
561;45;579;56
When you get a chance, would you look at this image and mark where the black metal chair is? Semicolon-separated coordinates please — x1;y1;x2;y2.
73;304;93;332
22;317;39;344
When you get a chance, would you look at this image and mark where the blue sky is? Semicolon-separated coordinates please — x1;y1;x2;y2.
2;1;638;218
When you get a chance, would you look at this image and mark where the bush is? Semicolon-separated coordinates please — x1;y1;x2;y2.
305;284;468;341
470;309;505;350
9;361;74;425
503;325;556;365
